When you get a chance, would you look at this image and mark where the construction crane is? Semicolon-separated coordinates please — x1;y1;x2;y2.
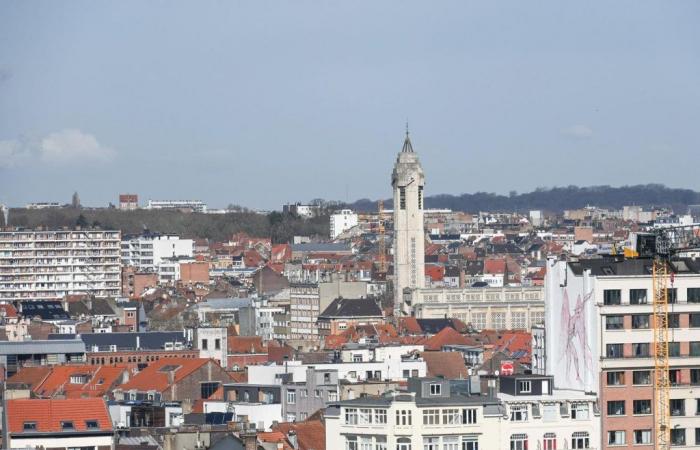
377;200;386;273
630;226;700;450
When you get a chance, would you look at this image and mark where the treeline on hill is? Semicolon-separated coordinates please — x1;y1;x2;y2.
347;184;700;213
7;208;330;243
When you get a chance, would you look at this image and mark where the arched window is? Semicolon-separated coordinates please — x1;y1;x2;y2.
510;434;528;450
543;432;556;450
572;431;590;449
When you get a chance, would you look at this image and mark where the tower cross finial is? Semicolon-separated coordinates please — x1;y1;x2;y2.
405;121;409;137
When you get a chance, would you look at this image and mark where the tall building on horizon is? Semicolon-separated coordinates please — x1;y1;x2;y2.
392;131;426;316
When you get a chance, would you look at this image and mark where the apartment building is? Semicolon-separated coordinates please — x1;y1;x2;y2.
498;374;600;450
120;233;194;272
330;209;359;239
146;199;207;213
0;228;121;301
326;377;502;450
546;256;700;449
282;367;340;422
289;283;321;340
409;285;545;330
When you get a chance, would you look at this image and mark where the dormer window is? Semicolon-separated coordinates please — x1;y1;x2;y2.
85;420;99;429
70;374;88;384
23;422;37;431
429;383;442;395
61;421;75;430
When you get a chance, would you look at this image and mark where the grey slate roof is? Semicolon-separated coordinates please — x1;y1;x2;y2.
196;298;252;310
0;339;86;355
18;301;70;321
290;243;350;253
318;297;383;319
569;257;700;276
48;331;188;351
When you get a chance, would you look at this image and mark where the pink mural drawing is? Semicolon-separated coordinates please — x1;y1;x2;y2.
560;289;594;382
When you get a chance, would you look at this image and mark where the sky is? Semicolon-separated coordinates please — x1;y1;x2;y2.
1;1;699;210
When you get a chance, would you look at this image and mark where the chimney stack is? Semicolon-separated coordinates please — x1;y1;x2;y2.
287;430;298;450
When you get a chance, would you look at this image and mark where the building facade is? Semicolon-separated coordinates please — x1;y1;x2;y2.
546;256;700;449
0;229;121;301
330;209;359;239
410;286;545;330
326;377;501;450
146;199;207;213
120;233;194;271
392;131;426;316
282;367;340;422
498;374;600;450
119;194;139;210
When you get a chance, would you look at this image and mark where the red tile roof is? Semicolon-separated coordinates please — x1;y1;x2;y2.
398;317;423;335
32;365;127;398
484;258;506;274
7;398;112;434
272;420;326;450
421;351;469;379
0;303;18;318
228;336;267;354
7;366;52;390
117;357;215;393
424;264;445;282
423;327;475;351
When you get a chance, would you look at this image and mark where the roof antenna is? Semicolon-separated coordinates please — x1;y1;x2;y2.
405;120;409;137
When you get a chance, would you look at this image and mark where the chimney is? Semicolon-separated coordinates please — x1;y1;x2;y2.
287;430;298;450
241;430;257;450
167;369;175;386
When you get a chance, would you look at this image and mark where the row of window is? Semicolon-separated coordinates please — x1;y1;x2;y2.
603;287;700;305
509;402;590;422
607;428;699;446
606;342;700;359
23;420;100;431
344;408;478;426
286;389;338;404
606;312;700;329
346;435;476;450
606;398;699;417
510;432;590;450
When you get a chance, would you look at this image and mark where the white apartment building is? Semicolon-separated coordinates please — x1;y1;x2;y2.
498;374;600;450
409;286;545;330
326;377;502;450
0;229;121;301
146;199;207;213
247;357;427;385
330;209;359;239
120;234;194;272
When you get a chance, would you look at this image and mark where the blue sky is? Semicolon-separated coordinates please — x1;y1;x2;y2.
1;1;699;209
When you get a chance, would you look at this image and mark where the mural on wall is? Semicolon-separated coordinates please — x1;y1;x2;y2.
559;289;594;384
546;258;599;392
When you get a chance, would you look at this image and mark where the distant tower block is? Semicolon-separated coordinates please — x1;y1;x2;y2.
391;130;426;316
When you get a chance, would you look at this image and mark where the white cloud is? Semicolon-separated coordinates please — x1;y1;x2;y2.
0;129;114;168
561;124;593;139
40;129;114;164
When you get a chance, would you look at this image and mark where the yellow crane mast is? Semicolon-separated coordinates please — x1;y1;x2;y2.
652;258;670;450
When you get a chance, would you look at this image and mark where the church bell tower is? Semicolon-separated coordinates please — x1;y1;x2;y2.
392;130;425;316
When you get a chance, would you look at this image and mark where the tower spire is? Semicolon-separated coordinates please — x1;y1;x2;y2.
401;124;414;153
